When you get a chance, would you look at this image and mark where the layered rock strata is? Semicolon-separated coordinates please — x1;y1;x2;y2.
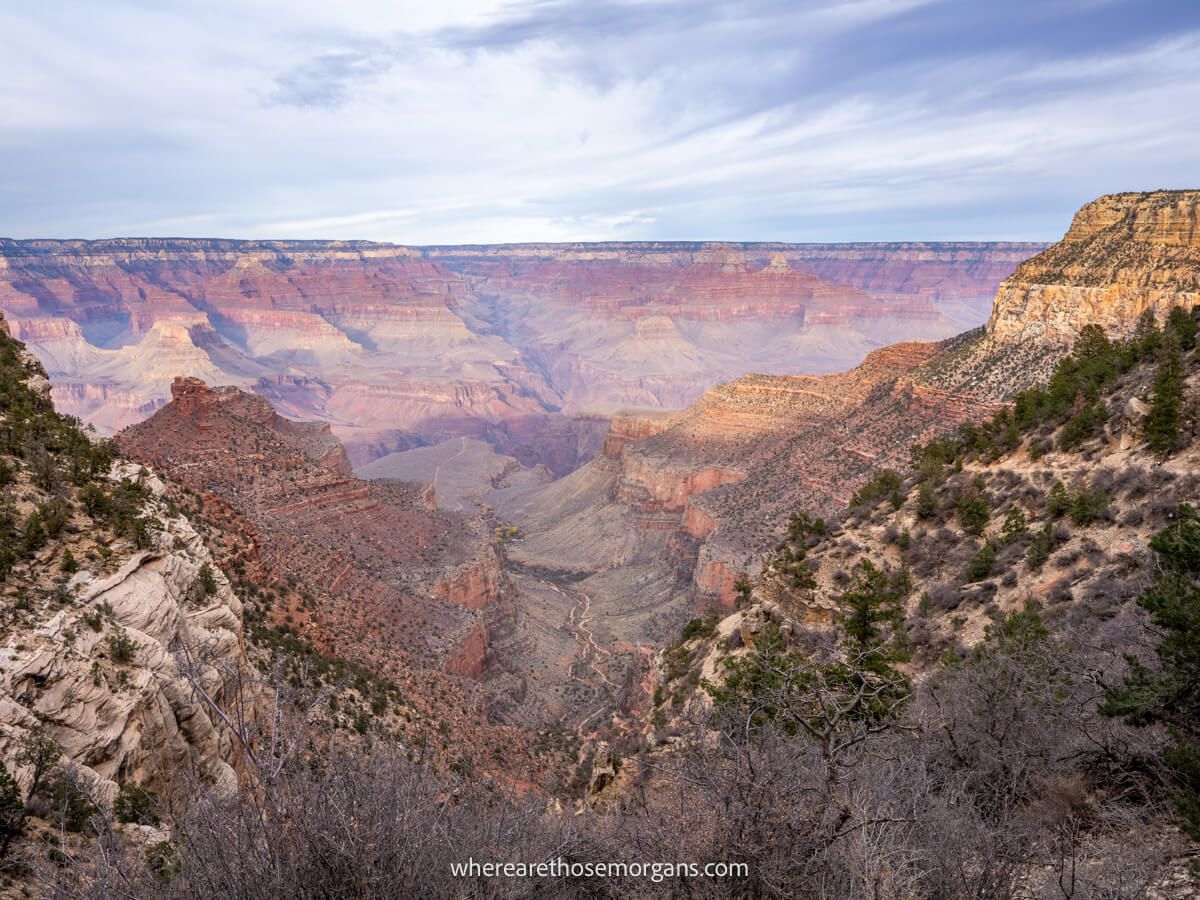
117;377;503;678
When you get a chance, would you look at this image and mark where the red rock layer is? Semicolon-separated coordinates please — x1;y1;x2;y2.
117;377;503;677
0;238;1041;467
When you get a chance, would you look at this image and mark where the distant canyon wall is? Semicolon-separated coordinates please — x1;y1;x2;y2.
0;238;1042;470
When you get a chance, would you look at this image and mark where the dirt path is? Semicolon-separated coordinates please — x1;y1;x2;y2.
547;582;619;692
572;591;619;690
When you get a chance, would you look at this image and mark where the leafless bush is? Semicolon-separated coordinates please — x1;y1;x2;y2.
38;745;588;900
1111;465;1152;499
961;581;997;607
1120;506;1145;527
1054;546;1083;569
928;582;962;611
1047;576;1075;605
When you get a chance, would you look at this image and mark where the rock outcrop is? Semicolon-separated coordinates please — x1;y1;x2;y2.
987;191;1200;344
0;315;253;815
1;467;249;805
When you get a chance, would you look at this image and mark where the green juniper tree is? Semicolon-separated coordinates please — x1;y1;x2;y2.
0;763;25;858
1166;304;1197;352
916;482;937;520
966;541;997;582
1046;481;1071;518
1000;506;1028;544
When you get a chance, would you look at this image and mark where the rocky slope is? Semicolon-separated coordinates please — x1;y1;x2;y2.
0;313;252;831
117;377;503;680
653;316;1200;727
0;238;1039;475
113;374;568;790
598;308;1200;898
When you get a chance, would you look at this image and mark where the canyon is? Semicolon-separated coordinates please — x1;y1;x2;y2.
0;238;1040;478
7;195;1191;741
480;191;1200;730
1;191;1198;893
0;236;1040;734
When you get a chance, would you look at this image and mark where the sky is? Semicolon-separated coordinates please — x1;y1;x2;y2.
1;0;1198;244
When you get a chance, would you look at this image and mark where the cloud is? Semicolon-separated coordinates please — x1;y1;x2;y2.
268;46;400;109
0;0;1198;242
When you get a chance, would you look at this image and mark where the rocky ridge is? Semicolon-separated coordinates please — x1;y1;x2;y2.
117;377;504;679
987;191;1200;343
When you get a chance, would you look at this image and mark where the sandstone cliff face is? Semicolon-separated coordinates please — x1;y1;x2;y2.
987;191;1200;344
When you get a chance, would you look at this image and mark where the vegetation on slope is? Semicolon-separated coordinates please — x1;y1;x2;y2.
636;305;1200;895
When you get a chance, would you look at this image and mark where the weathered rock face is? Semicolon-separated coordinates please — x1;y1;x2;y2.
117;378;504;679
0;470;251;809
0;238;1039;471
987;191;1200;344
0;313;254;811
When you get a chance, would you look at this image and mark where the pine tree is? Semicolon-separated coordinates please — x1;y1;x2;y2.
839;560;909;662
1026;522;1055;570
1001;506;1028;544
1073;323;1112;360
16;725;63;803
1102;505;1200;839
733;574;753;609
197;562;217;595
957;489;990;536
1132;308;1161;359
916;482;937;520
1046;481;1070;518
966;541;996;581
1145;334;1185;459
0;763;25;857
1166;304;1197;352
